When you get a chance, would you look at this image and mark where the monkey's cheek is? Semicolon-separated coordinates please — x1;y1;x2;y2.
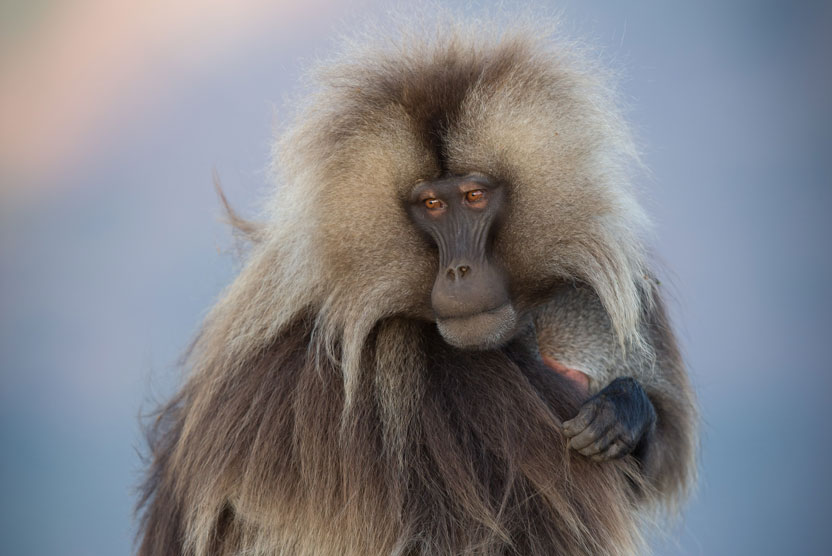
435;304;517;350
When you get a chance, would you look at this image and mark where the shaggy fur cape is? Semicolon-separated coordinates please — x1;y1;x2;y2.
138;20;690;556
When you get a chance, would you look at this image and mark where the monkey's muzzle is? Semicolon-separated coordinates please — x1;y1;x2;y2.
435;302;518;350
431;259;517;349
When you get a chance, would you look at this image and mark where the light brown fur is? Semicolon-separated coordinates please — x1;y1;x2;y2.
138;19;697;556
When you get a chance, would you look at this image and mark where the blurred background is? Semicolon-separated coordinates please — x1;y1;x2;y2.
1;1;830;554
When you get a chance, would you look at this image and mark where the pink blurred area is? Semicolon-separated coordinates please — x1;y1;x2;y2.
0;0;341;199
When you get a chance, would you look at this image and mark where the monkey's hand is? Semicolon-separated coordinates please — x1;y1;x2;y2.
563;377;656;462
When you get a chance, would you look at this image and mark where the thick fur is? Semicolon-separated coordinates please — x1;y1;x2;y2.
138;20;696;556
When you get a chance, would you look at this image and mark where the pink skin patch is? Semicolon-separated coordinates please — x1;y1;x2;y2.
542;354;590;394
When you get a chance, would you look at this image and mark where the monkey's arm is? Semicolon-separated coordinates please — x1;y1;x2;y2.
534;283;697;503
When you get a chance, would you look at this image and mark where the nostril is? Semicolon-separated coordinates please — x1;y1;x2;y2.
445;265;471;281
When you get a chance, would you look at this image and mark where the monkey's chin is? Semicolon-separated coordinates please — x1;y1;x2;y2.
436;304;518;350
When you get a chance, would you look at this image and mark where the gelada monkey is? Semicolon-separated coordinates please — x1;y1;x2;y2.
138;18;697;556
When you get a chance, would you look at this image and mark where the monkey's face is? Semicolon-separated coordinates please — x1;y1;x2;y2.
284;39;648;351
407;174;518;349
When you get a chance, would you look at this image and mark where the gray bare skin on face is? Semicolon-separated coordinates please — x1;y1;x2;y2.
407;174;517;349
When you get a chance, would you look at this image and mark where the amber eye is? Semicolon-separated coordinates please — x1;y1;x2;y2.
465;189;485;203
424;198;444;210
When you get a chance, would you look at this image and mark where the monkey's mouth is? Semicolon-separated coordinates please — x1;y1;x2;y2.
435;303;518;350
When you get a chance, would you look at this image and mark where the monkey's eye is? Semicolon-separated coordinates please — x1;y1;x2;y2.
424;198;445;210
465;190;485;203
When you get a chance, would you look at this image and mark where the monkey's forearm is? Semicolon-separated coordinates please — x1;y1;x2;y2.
535;284;697;502
633;373;697;503
632;289;698;503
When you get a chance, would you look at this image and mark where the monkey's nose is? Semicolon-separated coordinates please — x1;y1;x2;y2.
445;265;470;281
432;260;509;320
